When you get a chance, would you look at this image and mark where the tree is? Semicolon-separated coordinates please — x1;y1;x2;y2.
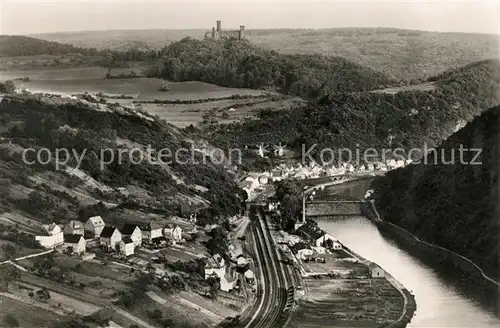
148;309;163;320
0;266;20;291
206;276;220;300
0;80;15;93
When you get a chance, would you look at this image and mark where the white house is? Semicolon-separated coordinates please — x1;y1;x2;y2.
271;170;283;182
317;234;339;248
141;221;163;242
220;267;238;292
258;175;269;185
119;237;135;257
100;227;122;251
63;220;85;236
244;269;255;283
35;223;64;248
312;246;327;255
237;256;248;268
163;224;182;243
205;254;226;279
63;234;86;255
395;160;405;168
298;248;314;261
120;224;142;247
368;262;385;278
85;216;105;238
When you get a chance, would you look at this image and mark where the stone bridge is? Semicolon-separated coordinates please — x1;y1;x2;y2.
305;195;364;217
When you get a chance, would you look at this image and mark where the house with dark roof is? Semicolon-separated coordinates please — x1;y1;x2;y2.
141;221;163;242
120;224;142;247
99;227;122;251
119;236;135;256
296;223;338;248
63;234;86;255
64;220;85;236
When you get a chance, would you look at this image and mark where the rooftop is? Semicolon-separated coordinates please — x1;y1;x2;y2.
64;234;84;244
100;226;119;238
120;223;139;235
141;221;163;231
296;223;325;240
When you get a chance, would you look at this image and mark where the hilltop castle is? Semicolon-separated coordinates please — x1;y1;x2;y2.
205;20;245;40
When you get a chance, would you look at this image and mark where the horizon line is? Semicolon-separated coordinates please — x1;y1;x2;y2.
5;26;496;37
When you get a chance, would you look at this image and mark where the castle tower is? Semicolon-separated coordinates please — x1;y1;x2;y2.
212;27;216;39
239;25;245;40
216;20;222;32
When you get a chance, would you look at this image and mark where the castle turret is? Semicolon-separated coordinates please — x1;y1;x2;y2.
239;25;245;40
216;20;222;32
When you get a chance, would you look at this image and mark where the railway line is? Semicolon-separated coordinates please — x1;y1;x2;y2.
236;205;297;328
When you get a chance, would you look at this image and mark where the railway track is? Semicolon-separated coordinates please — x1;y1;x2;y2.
236;206;296;328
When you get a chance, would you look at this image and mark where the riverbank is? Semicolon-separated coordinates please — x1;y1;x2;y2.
361;201;500;316
283;218;415;328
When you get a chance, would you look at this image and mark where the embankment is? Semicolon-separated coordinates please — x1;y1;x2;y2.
361;201;500;315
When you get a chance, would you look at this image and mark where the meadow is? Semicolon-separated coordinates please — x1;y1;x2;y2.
3;65;300;127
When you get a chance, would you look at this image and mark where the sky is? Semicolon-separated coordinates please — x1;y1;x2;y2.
1;0;499;35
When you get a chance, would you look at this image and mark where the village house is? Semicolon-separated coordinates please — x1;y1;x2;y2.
220;267;238;292
312;246;327;255
368;262;385;278
35;223;64;248
62;234;86;255
63;220;85;235
228;243;244;261
163;224;183;244
141;221;163;242
373;161;387;171
119;237;135;257
242;180;254;200
292;242;314;261
100;227;122;251
85;216;105;238
120;224;142;247
244;269;255;283
271;170;283;182
296;224;337;248
205;253;226;280
237;255;248;269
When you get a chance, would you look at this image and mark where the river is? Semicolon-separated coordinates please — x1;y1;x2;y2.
314;179;500;327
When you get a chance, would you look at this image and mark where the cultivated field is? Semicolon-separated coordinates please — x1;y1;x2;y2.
292;277;404;328
0;294;64;328
2;65;301;127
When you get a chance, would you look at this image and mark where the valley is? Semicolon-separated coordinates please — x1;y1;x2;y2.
1;19;500;328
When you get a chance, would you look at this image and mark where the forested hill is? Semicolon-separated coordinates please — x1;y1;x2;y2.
372;105;500;279
148;38;397;99
0;35;96;57
207;59;500;163
0;93;245;227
